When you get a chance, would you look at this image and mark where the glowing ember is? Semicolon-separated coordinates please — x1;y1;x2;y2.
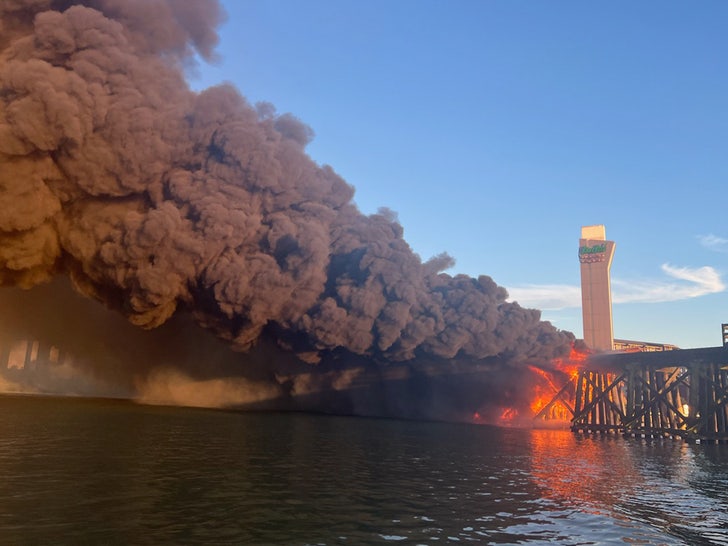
500;407;518;422
471;407;519;427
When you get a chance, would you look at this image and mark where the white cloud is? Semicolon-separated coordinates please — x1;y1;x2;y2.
612;264;725;304
698;234;728;253
507;264;725;310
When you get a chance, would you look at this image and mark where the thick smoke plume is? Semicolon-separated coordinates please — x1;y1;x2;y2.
0;0;574;421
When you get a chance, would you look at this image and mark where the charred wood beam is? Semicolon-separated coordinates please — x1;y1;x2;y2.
572;371;626;425
623;368;690;430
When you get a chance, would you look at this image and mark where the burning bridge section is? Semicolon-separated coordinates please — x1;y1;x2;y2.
472;344;590;428
503;345;728;442
572;347;728;443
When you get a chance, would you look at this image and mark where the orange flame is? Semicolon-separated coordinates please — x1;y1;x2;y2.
529;343;589;424
553;344;590;380
529;365;562;393
529;383;551;415
473;343;590;428
471;407;519;426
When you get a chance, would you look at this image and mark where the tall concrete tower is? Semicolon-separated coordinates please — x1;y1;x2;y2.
579;225;616;351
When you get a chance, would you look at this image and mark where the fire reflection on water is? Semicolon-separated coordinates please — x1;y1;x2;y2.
527;430;640;514
525;428;728;544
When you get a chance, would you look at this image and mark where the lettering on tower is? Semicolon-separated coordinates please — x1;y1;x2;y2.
579;244;607;263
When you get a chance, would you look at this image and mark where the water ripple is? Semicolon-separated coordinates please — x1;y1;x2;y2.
0;395;727;544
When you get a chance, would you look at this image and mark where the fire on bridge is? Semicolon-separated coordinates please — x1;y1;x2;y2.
532;344;728;444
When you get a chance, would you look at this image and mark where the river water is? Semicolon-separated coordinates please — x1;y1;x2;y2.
0;394;727;545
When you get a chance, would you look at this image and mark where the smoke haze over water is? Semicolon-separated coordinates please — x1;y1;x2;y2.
0;0;573;421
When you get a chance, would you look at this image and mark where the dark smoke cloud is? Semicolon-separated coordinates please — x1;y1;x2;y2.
0;0;574;419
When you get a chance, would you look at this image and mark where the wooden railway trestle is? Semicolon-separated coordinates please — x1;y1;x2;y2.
566;346;728;442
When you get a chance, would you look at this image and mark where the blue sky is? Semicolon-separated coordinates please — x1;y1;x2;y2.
190;1;728;349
